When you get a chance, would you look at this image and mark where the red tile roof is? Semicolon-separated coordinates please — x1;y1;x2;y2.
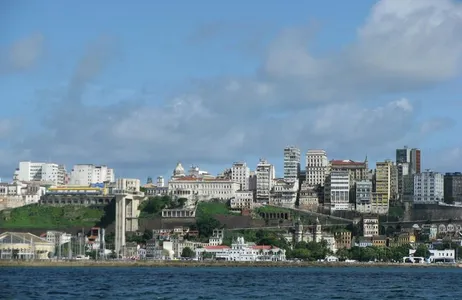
331;160;366;166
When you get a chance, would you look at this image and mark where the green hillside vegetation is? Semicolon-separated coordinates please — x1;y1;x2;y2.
138;196;187;218
196;201;231;219
0;204;105;229
256;206;291;214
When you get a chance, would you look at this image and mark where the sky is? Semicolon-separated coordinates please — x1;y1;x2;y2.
1;0;462;182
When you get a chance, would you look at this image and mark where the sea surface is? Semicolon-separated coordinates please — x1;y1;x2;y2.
1;266;462;299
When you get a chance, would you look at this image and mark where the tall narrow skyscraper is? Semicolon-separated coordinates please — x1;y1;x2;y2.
396;146;421;174
283;146;300;182
305;149;329;186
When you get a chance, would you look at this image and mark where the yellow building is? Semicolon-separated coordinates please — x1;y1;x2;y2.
389;232;416;247
372;235;387;247
374;160;396;214
0;232;55;259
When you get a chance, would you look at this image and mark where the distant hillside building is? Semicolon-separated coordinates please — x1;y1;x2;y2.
414;170;444;204
283;146;300;182
15;161;67;185
444;172;462;204
69;164;115;185
305;149;329;186
256;159;275;203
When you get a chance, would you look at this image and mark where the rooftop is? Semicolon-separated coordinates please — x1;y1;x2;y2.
331;159;366;166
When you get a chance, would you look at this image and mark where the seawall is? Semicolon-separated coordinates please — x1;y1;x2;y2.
0;260;459;268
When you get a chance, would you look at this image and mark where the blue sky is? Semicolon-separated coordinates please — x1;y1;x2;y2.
1;0;462;182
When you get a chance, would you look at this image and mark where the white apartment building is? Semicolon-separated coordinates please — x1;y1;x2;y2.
115;178;141;193
45;231;72;246
69;164;115;186
324;170;351;211
256;159;275;203
15;161;67;185
230;191;254;210
168;176;240;201
269;179;298;207
362;216;379;237
413;170;444;204
283;146;300;182
306;149;329;186
211;237;286;262
231;162;250;190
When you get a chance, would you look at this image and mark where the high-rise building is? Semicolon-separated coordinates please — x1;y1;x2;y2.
305;149;328;186
69;164;115;186
444;173;462;204
396;146;421;174
324;170;350;211
373;160;393;214
330;158;368;185
414;170;443;204
231;162;250;190
15;161;67;185
355;180;372;213
283;146;300;182
256;159;275;203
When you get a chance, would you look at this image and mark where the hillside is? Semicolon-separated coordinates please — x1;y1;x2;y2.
0;204;109;230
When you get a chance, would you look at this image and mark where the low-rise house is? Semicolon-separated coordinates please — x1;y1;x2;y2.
355;237;373;248
334;231;352;250
372;235;387;247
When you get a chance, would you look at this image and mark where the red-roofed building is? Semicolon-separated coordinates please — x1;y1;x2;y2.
330;158;369;183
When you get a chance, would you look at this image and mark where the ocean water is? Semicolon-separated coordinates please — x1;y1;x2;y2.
1;267;462;299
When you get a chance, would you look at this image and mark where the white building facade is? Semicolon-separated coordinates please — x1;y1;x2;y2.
230;191;254;210
305;150;329;186
214;237;286;261
269;179;298;207
325;170;351;211
168;177;240;201
256;159;275;203
413;170;444;204
231;162;250;191
15;161;67;185
283;146;300;182
69;164;115;186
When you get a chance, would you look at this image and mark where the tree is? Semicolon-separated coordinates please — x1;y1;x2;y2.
414;244;430;258
181;247;195;258
196;216;221;238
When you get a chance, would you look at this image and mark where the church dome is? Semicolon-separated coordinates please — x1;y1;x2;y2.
173;162;185;176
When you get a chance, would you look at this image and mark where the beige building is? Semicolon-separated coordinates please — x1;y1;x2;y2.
374;160;395;214
305;149;329;186
298;181;320;210
330;158;368;185
269;179;298;207
362;216;379;237
230;191;254;210
0;232;55;259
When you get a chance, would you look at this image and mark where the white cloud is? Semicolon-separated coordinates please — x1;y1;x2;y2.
2;0;461;177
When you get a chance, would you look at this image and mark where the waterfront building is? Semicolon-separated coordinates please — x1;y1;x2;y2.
0;232;54;259
413;170;444;204
256;159;275;203
444;172;462;204
69;164;115;185
408;249;455;263
334;231;352;249
283;146;300;182
324;170;351;211
212;237;286;261
305;149;329;186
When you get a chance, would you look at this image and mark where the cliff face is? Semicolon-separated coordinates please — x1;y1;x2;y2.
0;197;26;211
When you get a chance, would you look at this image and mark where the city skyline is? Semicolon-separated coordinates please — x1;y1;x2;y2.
1;0;462;181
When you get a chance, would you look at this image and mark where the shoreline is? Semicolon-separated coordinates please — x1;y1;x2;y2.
0;260;460;268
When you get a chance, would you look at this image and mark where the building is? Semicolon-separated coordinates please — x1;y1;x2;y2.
362;216;379;237
444;172;462;204
283;146;300;182
396;146;421;174
298;181;320;210
168;176;240;201
373;160;394;214
397;162;410;200
305;150;328;186
156;176;165;187
231;162;250;190
372;235;387;247
269;179;298;207
69;164;115;185
115;178;141;194
0;181;46;207
15;161;67;185
256;159;275;203
212;237;286;261
39;185;113;206
0;232;55;259
355;180;372;213
413;170;444;204
408;249;455;263
334;231;352;249
45;231;72;246
230;191;254;210
324;170;350;211
330;158;368;184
